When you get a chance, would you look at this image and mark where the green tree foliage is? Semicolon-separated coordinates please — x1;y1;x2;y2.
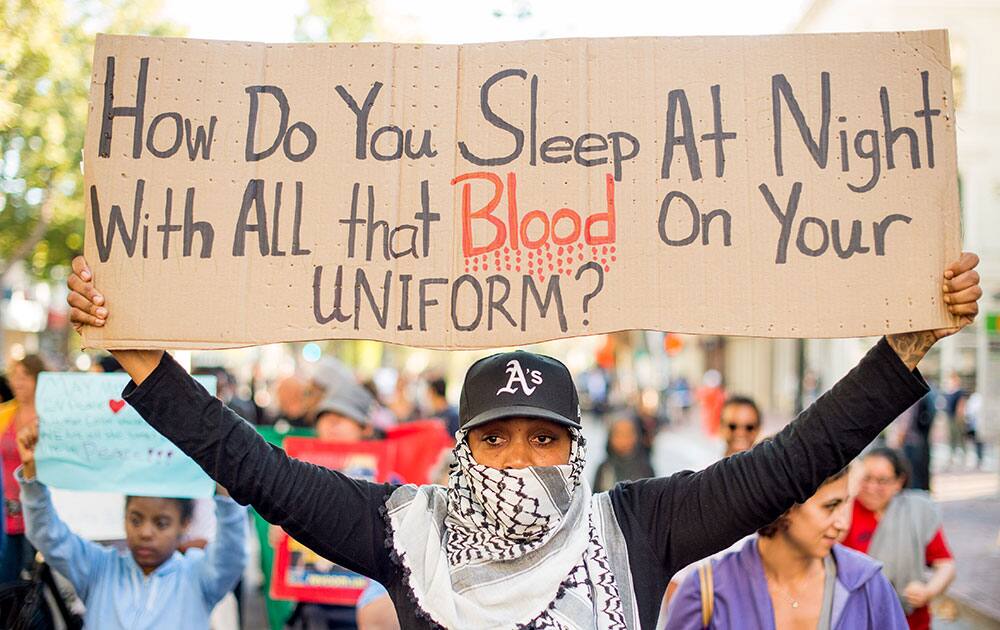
0;0;182;280
295;0;372;43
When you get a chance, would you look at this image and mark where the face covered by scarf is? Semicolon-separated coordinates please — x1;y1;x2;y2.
385;426;639;629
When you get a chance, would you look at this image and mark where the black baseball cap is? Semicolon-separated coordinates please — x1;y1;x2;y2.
459;351;582;431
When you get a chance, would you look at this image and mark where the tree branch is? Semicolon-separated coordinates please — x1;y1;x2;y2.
0;190;56;282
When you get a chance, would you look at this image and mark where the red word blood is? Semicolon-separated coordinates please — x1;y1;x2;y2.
452;172;617;257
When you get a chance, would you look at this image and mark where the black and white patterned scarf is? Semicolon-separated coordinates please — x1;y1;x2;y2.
386;428;640;629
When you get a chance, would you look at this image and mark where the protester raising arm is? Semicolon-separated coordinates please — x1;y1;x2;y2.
68;253;981;629
196;487;251;608
15;422;113;600
66;259;397;584
609;253;981;574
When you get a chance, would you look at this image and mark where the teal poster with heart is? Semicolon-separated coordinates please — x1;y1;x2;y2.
34;372;216;498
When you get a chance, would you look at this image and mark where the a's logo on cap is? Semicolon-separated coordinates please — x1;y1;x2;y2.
496;359;543;396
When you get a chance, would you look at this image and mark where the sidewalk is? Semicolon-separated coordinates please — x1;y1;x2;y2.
933;471;1000;629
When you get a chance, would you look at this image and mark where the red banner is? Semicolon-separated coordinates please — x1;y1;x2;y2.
270;423;452;605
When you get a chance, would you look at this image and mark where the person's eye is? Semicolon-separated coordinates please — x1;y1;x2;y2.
155;519;170;529
483;435;503;445
534;434;556;445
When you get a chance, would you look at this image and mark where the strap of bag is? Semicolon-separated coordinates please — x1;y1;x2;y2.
697;561;714;629
38;560;83;630
11;562;46;630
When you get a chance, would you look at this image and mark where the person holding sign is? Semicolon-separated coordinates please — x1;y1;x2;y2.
14;422;248;629
65;252;980;629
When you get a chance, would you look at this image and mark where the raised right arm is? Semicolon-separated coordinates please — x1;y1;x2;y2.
123;352;394;582
68;256;395;581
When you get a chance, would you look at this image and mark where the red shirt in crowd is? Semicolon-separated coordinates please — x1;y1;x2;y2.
843;500;953;630
0;420;25;535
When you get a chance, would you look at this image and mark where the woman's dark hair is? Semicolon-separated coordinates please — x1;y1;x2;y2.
605;415;641;455
16;354;46;381
757;467;850;538
863;446;910;488
428;377;448;399
125;496;196;523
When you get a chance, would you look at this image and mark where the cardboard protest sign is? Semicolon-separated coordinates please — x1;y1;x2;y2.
35;373;216;498
83;31;960;349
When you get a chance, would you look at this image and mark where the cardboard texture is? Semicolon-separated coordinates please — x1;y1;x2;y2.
82;31;961;350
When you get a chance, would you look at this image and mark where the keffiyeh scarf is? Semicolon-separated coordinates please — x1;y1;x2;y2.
386;428;639;629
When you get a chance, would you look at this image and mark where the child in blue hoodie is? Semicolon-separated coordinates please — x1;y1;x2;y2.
14;422;246;629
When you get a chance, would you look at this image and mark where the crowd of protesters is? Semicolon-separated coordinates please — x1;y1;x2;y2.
0;249;982;630
0;340;983;629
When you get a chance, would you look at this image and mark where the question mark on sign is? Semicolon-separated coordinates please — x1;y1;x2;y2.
574;261;605;326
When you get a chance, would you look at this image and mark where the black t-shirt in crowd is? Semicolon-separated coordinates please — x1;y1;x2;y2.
124;338;926;629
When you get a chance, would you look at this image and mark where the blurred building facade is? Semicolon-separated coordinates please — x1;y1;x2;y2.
0;262;71;368
789;0;1000;439
689;1;1000;429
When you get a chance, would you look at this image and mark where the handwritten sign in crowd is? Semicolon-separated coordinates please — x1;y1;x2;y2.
83;31;960;349
35;373;216;497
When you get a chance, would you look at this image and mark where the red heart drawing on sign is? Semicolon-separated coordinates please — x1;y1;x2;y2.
109;399;126;414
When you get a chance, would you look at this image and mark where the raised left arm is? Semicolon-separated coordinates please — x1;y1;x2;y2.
196;495;248;606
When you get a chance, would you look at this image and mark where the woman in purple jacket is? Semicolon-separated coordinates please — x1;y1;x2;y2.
665;469;906;630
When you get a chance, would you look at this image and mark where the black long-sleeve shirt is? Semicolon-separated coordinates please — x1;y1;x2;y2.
123;338;927;629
